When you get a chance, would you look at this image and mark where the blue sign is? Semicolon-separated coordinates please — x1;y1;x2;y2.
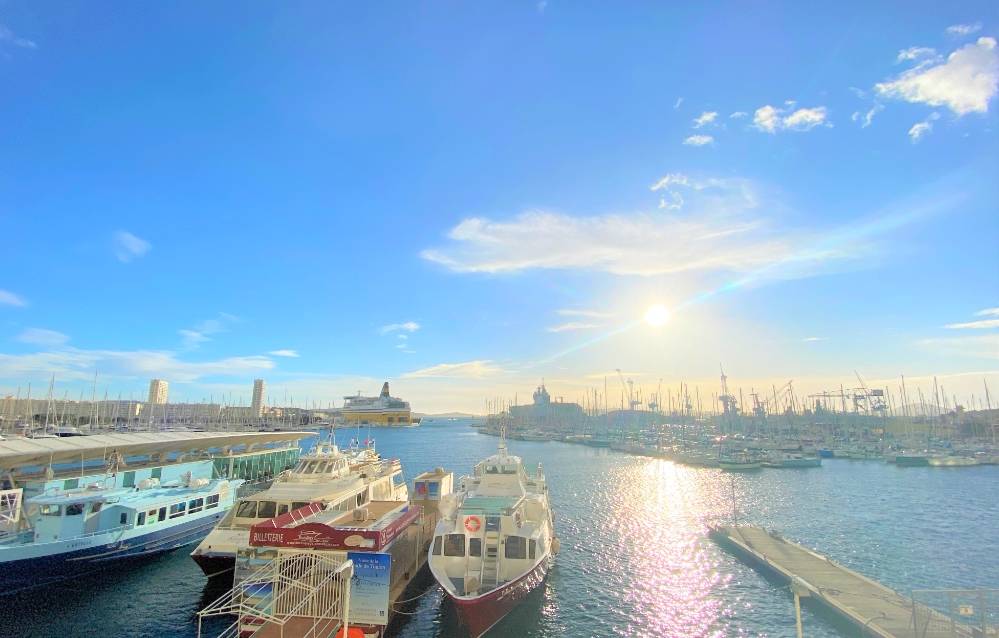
347;551;392;625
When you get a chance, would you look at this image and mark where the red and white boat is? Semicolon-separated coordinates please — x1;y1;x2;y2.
428;430;558;637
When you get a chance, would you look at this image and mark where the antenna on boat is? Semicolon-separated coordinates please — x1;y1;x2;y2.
499;420;508;457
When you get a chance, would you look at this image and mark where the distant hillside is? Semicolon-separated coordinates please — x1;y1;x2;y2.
415;412;480;419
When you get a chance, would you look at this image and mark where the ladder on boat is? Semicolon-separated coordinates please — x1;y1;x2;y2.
481;531;500;589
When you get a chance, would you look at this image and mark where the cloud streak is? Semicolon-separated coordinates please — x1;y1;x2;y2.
754;104;830;133
113;230;151;263
0;290;27;307
402;360;502;379
380;321;420;334
547;322;600;333
17;328;70;347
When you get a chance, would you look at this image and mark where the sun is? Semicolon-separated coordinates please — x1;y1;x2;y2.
644;304;671;327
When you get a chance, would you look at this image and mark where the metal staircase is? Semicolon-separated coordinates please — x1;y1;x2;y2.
481;531;500;589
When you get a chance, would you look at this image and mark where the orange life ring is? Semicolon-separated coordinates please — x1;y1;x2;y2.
464;515;482;533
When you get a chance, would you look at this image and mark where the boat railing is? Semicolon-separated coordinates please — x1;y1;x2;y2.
24;522;134;547
197;551;353;638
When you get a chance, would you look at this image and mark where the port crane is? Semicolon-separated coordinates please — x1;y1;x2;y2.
615;369;642;411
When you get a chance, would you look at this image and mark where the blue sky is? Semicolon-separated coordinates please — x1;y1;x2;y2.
1;2;997;413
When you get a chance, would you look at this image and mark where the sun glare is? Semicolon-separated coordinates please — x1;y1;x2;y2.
644;304;671;327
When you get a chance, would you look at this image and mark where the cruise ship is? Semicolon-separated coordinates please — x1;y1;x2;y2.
190;438;408;579
428;430;558;637
0;432;313;594
337;381;415;426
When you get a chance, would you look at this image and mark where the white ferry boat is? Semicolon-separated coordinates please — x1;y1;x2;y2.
191;439;408;579
337;381;415;427
428;430;558;637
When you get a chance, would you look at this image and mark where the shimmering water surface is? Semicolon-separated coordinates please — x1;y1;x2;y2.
8;420;998;637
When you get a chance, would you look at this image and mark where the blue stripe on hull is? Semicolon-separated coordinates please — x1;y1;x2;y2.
0;512;225;594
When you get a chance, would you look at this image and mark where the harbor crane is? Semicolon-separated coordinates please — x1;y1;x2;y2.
615;369;642;411
718;365;738;415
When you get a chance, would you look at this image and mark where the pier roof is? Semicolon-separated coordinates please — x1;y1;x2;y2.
0;431;313;469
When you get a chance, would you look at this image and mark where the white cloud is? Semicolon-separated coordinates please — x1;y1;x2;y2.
853;104;884;128
729;111;748;119
179;313;238;349
557;309;614;318
975;307;999;317
402;360;502;379
547;322;600;333
113;230;151;263
268;349;299;357
380;321;420;334
692;111;718;128
421;175;870;279
802;336;828;342
683;134;714;146
753;104;830;133
674;97;684;109
896;46;938;63
0;290;27;307
876;37;998;116
946;319;999;330
946;23;982;37
0;24;36;49
908;112;940;142
17;328;70;347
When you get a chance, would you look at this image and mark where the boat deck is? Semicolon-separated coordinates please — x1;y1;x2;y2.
710;525;977;638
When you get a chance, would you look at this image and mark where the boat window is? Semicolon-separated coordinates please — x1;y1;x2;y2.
147;509;158;523
120;512;129;525
158;507;167;521
485;516;501;532
504;536;527;559
91;502;103;514
189;498;204;513
206;494;220;509
432;536;442;556
356;492;368;507
123;471;136;488
529;539;537;560
291;501;308;511
469;538;482;557
64;478;79;490
429;482;440;497
169;502;187;519
137;512;146;526
443;534;465;557
414;481;427;497
277;504;289;516
257;501;277;519
501;466;516;474
151;468;162;480
236;501;258;518
485;465;499;474
41;504;61;516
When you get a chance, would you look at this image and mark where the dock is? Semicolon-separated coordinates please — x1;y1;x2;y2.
710;525;986;638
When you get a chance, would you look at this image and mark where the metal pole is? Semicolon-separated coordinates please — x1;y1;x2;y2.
794;591;803;638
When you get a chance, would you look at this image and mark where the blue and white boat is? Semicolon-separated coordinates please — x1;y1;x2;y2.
0;459;242;594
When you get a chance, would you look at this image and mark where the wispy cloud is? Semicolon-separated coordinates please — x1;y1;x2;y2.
674;97;684;109
0;290;27;307
113;230;151;263
729;111;748;119
692;111;718;128
0;24;37;49
946;319;999;330
896;46;938;63
547;322;600;333
946;23;982;37
753;104;830;133
402;360;502;379
17;328;70;347
421;174;881;278
268;349;300;358
876;37;998;116
908;112;940;143
683;134;714;146
179;313;238;349
380;321;420;335
918;334;999;360
802;336;828;342
851;103;884;128
0;347;275;383
975;307;999;317
557;309;614;318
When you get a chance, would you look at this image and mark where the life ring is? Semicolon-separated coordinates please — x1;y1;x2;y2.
464;515;482;533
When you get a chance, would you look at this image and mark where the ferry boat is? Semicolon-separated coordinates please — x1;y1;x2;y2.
337;381;415;427
763;451;822;468
428;431;558;637
0;460;241;594
191;439;408;580
719;450;762;471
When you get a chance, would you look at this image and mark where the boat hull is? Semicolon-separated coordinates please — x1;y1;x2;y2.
447;554;551;638
0;510;224;595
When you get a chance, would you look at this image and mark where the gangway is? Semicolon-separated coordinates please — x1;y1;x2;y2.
198;550;353;638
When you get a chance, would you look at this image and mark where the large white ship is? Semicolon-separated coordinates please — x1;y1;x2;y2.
190;439;407;579
428;430;558;637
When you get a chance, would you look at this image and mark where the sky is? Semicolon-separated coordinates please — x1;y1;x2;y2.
1;2;998;414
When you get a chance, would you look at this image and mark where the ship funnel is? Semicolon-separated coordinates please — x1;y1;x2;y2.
380;382;390;398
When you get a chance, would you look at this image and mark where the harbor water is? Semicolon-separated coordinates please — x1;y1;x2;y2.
7;420;998;638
